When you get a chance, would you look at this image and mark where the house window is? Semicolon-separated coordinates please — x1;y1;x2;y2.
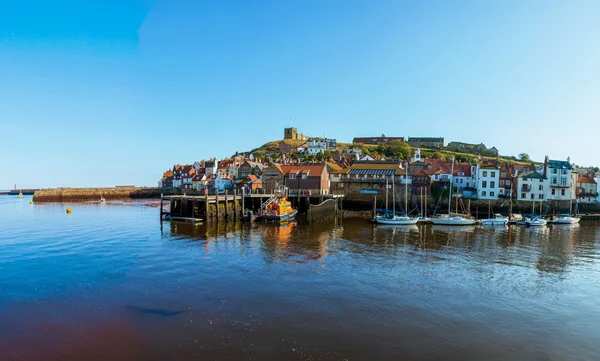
501;172;506;177
552;189;556;195
553;169;557;174
490;181;495;188
531;194;534;200
561;178;567;186
483;171;488;177
289;174;296;180
490;192;495;197
302;174;307;179
460;179;463;184
491;172;496;177
561;189;565;196
482;191;487;196
552;177;557;184
521;193;526;199
482;181;487;188
562;169;567;175
539;194;544;200
539;185;543;190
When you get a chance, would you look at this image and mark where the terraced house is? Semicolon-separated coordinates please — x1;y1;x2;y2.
544;157;574;202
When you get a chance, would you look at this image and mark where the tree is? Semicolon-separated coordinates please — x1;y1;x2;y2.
382;140;411;159
518;153;531;162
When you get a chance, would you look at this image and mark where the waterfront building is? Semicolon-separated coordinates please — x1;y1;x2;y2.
516;171;548;202
452;162;474;190
475;161;500;200
544;156;574;201
576;175;597;204
329;161;411;201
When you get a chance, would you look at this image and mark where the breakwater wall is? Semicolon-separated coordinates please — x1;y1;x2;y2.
33;187;171;202
307;199;339;223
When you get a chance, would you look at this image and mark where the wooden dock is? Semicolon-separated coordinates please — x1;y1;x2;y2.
160;192;345;223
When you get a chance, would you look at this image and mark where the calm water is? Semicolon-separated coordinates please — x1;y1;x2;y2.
1;196;600;361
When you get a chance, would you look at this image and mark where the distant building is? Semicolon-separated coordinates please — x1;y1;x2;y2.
353;136;405;145
306;138;337;155
284;127;309;141
408;137;444;149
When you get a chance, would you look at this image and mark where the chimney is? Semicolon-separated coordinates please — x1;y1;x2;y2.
543;155;548;177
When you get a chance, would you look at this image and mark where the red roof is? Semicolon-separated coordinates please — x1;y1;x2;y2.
280;164;326;176
453;163;472;177
578;175;597;184
424;159;451;173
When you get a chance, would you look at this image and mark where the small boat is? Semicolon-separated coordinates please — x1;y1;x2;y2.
550;216;580;224
374;171;418;226
18;191;23;198
525;216;547;227
375;212;419;225
255;193;297;223
100;196;106;203
480;213;509;226
430;215;477;226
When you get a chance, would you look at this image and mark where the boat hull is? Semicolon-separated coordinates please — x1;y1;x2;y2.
551;217;580;224
375;217;419;225
430;217;476;226
255;210;298;223
480;219;508;226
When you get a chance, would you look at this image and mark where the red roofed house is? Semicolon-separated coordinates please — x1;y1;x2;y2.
577;175;597;203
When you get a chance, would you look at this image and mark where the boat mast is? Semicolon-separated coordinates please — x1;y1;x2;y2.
385;177;389;211
392;174;396;214
405;172;408;216
448;157;455;214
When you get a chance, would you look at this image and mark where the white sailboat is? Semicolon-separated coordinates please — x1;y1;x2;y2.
18;190;23;198
480;201;508;226
375;170;419;225
551;199;580;224
430;157;476;226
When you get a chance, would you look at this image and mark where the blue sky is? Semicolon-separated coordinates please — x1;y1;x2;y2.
1;0;599;188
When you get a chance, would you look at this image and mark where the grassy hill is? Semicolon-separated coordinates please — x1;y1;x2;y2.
247;139;539;165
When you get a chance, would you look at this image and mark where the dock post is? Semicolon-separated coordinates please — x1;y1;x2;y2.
224;190;229;219
233;189;238;220
373;196;377;219
241;191;245;216
160;193;163;220
204;193;209;220
216;191;220;220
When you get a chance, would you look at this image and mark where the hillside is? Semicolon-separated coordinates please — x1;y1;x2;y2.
247;139;540;165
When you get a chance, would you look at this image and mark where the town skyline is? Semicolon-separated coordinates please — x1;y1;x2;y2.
2;0;599;189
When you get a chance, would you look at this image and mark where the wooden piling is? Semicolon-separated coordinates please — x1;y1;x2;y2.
233;189;238;219
216;191;220;219
225;190;229;219
373;196;377;219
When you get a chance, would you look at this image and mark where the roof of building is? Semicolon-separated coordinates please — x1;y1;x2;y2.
326;162;343;172
453;163;472;177
408;137;444;142
345;162;407;176
578;175;597;184
424;159;451;173
280;164;327;176
547;159;572;169
517;170;546;179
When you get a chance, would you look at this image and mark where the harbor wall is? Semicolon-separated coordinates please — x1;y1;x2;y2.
33;187;169;202
307;199;338;223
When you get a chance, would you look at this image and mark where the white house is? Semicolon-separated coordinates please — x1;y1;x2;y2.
193;175;208;191
306;138;337;155
544;157;574;201
516;171;548;202
475;164;500;200
452;163;474;189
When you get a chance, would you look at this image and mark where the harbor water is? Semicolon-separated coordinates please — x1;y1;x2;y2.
1;195;600;360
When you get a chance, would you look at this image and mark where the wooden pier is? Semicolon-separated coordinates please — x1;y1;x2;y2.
160;192;345;223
